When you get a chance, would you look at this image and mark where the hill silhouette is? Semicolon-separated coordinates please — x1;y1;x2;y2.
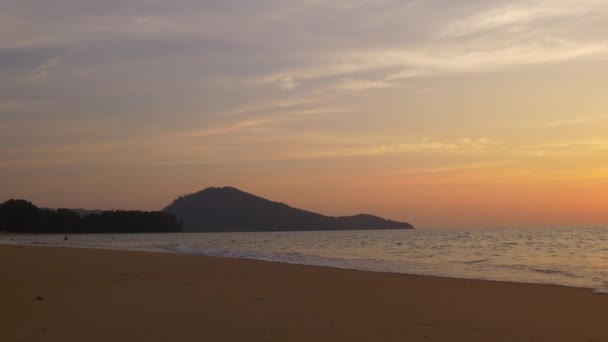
0;199;181;233
163;187;414;232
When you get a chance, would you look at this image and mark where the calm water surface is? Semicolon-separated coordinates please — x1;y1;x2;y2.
3;227;608;292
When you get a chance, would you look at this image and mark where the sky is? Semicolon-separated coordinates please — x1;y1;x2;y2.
2;0;608;229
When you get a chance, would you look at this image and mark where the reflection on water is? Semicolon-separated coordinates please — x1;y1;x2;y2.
2;227;608;292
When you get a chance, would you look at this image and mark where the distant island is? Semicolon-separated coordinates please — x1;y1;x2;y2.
163;186;414;232
0;187;413;233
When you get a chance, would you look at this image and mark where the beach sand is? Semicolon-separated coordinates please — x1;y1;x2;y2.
1;244;607;341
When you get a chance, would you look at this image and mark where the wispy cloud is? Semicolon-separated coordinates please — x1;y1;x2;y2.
332;78;396;92
256;40;608;92
378;161;536;186
352;138;496;157
172;106;348;139
441;1;596;38
388;161;514;175
519;115;608;128
217;98;317;117
0;100;48;113
20;57;61;83
247;0;608;94
541;166;608;181
514;138;608;157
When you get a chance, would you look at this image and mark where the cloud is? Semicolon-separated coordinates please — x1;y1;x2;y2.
247;0;608;94
542;166;608;181
217;98;316;117
441;1;594;38
256;40;608;92
2;0;608;181
389;161;514;175
172;106;348;139
378;161;536;186
514;138;608;157
0;46;61;69
519;115;608;128
332;78;395;92
275;76;299;90
352;138;496;156
4;0;608;98
0;46;63;84
0;100;48;114
21;57;62;83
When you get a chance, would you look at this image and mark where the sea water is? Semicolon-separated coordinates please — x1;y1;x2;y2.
2;227;608;293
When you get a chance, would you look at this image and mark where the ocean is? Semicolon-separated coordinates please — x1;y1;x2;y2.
2;227;608;293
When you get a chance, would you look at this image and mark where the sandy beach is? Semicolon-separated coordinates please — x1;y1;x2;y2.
1;244;607;342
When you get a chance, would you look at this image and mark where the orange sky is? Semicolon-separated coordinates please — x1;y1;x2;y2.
2;0;608;228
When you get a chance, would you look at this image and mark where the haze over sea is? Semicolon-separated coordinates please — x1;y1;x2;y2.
4;227;608;293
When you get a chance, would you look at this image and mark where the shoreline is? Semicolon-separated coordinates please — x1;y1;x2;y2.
2;244;608;341
0;240;604;293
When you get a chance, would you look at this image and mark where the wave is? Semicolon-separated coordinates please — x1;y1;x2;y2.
495;263;579;278
4;228;608;293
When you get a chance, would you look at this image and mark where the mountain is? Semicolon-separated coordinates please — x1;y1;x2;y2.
163;187;414;232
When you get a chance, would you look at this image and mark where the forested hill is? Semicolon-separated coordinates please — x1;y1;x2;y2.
1;188;414;234
163;186;414;232
0;199;181;233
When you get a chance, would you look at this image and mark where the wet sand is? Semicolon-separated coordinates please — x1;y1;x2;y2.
1;244;607;341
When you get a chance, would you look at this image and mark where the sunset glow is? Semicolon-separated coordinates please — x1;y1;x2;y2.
2;0;608;228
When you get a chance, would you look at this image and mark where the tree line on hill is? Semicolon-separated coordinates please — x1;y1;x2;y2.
0;199;182;233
